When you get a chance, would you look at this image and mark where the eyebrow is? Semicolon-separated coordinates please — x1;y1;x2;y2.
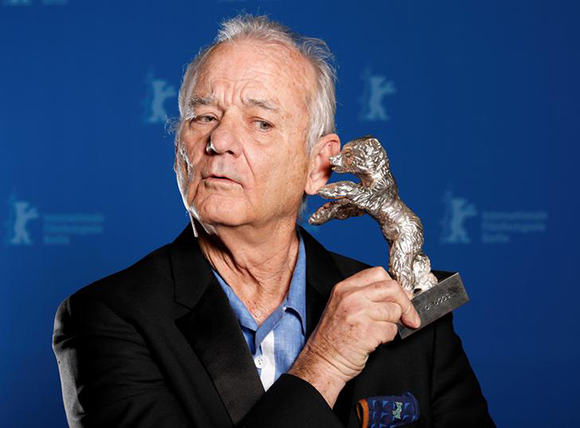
243;98;279;112
188;95;214;109
188;95;280;112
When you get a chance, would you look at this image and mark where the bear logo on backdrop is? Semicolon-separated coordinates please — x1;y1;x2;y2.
439;187;548;245
359;66;397;122
143;71;177;125
440;189;478;244
3;192;105;247
5;194;39;245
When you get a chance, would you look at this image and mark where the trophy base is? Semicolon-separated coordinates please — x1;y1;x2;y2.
398;271;469;339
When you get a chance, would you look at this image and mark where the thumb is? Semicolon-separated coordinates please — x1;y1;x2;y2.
400;299;421;329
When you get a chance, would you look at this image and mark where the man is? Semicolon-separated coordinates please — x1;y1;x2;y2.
53;14;495;428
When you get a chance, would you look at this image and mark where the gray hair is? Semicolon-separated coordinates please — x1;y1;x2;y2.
176;14;337;154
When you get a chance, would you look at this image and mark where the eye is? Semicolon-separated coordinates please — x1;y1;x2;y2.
254;120;273;131
344;151;352;158
194;115;217;123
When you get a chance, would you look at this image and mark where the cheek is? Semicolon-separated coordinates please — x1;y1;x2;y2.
290;155;309;185
176;149;196;181
176;144;205;197
270;154;309;200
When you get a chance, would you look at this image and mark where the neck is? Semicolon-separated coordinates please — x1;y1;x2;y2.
196;218;300;325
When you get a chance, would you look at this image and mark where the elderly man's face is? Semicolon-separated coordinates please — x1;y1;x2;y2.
176;40;317;230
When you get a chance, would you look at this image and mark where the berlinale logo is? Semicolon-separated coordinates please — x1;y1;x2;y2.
440;189;477;244
143;71;176;125
5;194;39;245
4;193;106;246
359;66;397;122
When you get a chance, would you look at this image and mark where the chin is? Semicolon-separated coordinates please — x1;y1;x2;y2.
194;199;249;228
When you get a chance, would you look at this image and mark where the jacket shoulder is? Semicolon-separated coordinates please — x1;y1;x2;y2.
328;250;372;278
61;242;175;319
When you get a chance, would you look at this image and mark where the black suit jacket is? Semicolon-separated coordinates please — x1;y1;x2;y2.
52;224;495;427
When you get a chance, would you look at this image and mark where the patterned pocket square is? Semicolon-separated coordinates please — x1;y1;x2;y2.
356;392;420;428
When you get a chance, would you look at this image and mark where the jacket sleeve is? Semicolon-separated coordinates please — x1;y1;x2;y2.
53;293;344;428
238;374;344;428
53;293;194;428
430;313;496;427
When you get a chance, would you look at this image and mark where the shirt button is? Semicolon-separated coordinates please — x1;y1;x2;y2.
254;356;265;369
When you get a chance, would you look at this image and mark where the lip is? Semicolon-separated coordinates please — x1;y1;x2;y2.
204;176;237;183
201;164;244;186
202;173;242;187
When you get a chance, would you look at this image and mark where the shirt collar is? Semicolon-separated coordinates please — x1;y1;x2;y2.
212;230;307;335
284;231;307;334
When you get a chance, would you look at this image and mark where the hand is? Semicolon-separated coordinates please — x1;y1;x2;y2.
289;267;420;406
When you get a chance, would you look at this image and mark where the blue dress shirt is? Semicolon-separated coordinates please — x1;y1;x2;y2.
212;233;306;391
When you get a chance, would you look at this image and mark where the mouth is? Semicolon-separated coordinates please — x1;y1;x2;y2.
205;175;235;182
202;173;242;187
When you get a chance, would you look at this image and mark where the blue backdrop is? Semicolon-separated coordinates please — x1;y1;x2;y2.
1;1;578;426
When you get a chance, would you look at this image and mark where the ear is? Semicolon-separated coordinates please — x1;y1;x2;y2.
304;133;341;195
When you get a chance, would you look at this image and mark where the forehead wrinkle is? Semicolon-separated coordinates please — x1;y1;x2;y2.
205;40;315;107
193;74;256;111
190;40;314;135
243;97;280;112
192;81;283;118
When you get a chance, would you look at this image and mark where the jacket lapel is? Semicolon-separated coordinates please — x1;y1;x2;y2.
301;227;360;423
170;224;360;426
171;223;264;426
301;228;344;338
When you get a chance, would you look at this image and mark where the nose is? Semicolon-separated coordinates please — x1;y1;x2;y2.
206;116;242;157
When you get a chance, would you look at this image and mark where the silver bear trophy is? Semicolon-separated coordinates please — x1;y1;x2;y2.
309;135;438;295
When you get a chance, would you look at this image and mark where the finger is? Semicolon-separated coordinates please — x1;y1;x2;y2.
366;301;402;323
359;280;402;303
339;267;392;288
362;280;420;328
399;297;421;328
